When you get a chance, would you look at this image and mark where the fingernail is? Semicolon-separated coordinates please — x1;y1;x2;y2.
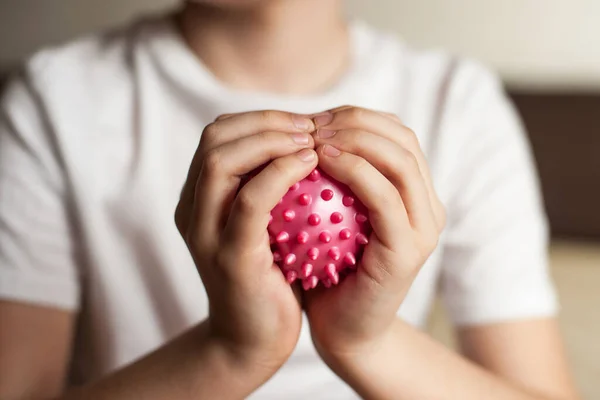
323;144;341;157
292;114;314;131
297;148;316;162
292;132;310;145
314;112;334;128
317;129;336;139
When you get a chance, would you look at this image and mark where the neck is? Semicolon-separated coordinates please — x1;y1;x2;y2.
177;0;349;95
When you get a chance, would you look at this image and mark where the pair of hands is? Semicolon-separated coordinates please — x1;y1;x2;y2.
175;106;445;379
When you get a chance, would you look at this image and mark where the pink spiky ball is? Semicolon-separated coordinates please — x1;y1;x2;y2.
243;167;371;290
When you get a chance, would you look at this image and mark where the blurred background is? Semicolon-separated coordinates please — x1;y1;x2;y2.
1;0;598;398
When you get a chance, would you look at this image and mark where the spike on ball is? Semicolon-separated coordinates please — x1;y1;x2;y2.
342;196;355;207
308;169;321;182
307;247;319;260
286;270;297;283
308;213;321;226
284;253;297;265
283;209;296;221
330;212;343;224
319;231;332;243
325;263;339;285
355;213;368;223
339;228;352;240
321;189;334;201
303;276;319;290
343;252;356;266
297;231;309;244
276;231;290;243
328;247;341;261
356;233;369;245
298;193;312;206
301;262;313;278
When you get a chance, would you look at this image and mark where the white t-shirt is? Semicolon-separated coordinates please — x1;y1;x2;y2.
0;15;557;399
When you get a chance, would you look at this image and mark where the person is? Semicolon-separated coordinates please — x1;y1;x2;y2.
0;0;580;399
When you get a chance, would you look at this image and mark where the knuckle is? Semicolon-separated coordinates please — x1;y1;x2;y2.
349;156;370;178
203;149;223;175
396;149;419;174
388;112;402;123
259;110;278;125
405;150;419;169
422;229;440;252
215;113;232;121
329;104;353;113
346;128;365;144
235;188;259;215
174;204;187;235
347;107;365;122
402;126;420;147
269;157;290;177
379;189;402;214
203;122;220;140
254;130;271;146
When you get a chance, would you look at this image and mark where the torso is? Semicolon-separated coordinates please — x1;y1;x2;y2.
29;16;456;398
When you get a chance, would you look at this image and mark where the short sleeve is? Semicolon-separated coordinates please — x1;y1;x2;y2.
0;70;80;311
437;61;558;326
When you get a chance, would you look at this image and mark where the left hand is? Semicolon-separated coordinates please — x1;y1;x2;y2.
304;106;446;367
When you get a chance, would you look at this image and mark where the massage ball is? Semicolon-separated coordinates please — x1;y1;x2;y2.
258;168;371;290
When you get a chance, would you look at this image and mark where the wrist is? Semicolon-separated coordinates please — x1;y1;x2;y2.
188;321;283;398
319;321;402;388
202;320;288;381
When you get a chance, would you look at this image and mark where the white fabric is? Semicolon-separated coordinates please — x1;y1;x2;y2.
0;15;557;398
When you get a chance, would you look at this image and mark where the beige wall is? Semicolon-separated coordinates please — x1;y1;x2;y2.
1;0;599;89
0;0;176;67
347;0;600;90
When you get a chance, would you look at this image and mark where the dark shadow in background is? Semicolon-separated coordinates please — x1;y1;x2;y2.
512;92;600;239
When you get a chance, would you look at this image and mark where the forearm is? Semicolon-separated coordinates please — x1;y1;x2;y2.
61;320;273;400
327;319;567;400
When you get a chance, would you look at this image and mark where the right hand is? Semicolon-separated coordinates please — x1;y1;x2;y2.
175;111;317;375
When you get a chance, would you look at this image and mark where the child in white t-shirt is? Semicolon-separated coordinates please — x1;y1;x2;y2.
0;1;578;399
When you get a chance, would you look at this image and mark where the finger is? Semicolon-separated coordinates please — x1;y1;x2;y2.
194;131;314;243
225;149;318;249
317;144;410;250
380;111;403;123
315;129;436;233
180;111;314;232
313;105;403;123
315;107;414;153
215;113;236;121
314;107;443;230
175;138;207;236
201;110;315;151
